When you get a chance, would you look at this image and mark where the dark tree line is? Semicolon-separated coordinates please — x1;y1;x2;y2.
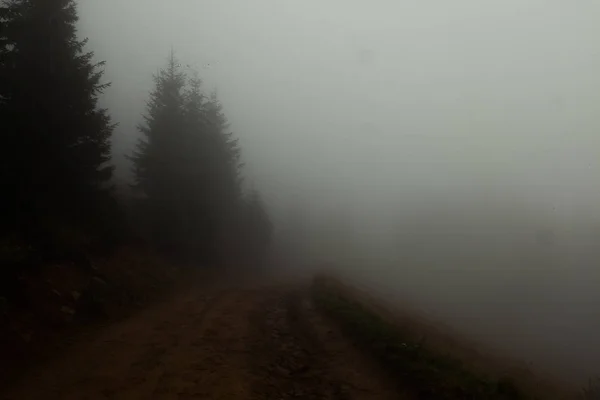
1;0;116;242
0;0;272;270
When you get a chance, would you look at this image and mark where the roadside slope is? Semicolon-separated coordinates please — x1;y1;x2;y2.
312;275;578;400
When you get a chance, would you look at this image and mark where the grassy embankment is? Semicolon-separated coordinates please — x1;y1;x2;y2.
311;275;579;400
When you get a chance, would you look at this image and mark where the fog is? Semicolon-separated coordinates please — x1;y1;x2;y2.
78;0;600;384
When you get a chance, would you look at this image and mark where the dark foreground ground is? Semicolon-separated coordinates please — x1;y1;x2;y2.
2;273;405;400
1;272;578;400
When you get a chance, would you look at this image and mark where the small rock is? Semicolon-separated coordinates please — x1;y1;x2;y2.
71;291;81;300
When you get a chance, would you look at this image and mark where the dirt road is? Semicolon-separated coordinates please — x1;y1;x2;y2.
2;277;405;400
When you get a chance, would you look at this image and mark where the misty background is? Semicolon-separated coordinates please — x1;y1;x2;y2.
78;0;599;384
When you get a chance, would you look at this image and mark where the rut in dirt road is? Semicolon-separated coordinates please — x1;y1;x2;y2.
249;290;344;399
2;283;404;400
248;289;402;399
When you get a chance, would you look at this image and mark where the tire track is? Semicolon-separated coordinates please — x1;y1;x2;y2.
247;289;405;400
248;289;348;399
297;295;408;400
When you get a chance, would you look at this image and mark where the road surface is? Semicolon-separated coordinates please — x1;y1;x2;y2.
2;277;407;399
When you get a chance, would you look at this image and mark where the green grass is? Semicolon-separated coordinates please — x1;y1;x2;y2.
311;276;527;400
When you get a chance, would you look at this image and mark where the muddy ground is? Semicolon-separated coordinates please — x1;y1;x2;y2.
1;275;409;400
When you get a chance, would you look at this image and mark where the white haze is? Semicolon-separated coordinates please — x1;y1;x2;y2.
78;0;600;384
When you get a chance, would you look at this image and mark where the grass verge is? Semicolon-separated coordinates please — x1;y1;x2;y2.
311;275;531;400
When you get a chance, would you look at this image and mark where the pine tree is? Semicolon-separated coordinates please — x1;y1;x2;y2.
131;54;247;262
180;74;244;260
129;50;187;253
180;72;217;257
203;91;243;217
240;189;272;266
0;0;115;237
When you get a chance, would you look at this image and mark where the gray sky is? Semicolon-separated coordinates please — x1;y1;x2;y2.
77;0;600;384
78;0;600;217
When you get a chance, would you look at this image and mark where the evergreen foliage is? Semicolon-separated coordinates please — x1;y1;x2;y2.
0;0;116;243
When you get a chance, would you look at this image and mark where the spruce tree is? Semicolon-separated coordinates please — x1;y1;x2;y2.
131;54;247;262
180;73;217;257
179;73;244;260
240;189;272;266
202;91;243;222
0;0;114;238
129;50;187;253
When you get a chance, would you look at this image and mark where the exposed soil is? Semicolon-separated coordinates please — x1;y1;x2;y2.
1;277;405;400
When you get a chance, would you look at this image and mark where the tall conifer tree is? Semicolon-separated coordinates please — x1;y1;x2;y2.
0;0;114;236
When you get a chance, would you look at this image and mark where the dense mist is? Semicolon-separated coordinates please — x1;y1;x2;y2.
76;0;600;385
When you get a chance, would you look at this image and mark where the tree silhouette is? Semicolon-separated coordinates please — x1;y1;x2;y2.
0;0;115;243
129;51;245;262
